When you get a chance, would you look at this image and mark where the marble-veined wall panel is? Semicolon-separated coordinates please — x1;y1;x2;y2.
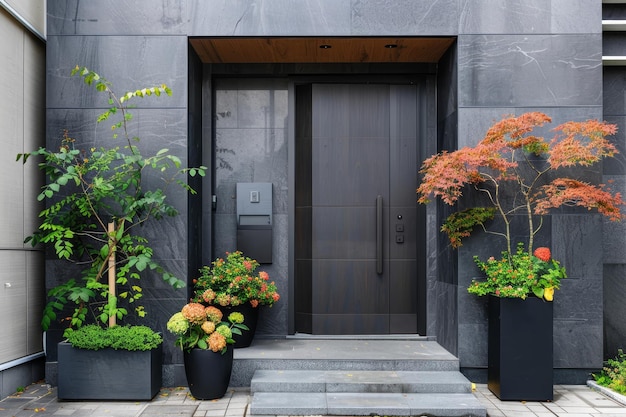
47;36;187;109
550;0;600;34
459;0;550;35
459;0;599;35
351;0;457;36
190;0;350;36
458;34;602;107
48;0;188;36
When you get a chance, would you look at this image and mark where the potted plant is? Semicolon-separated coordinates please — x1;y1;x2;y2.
167;303;247;399
192;251;280;347
417;112;624;400
18;66;205;399
57;325;162;400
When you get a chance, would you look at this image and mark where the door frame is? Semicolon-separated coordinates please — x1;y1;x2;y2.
287;74;435;336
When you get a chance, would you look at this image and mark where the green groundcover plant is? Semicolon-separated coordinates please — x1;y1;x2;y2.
65;324;162;351
594;349;626;395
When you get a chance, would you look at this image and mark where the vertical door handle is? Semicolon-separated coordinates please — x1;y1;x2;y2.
376;195;383;275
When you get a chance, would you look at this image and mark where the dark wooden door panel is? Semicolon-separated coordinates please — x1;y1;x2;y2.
312;259;389;314
302;82;418;335
312;207;377;259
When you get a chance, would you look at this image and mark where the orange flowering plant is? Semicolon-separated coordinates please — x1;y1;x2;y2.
417;112;624;300
193;251;280;308
469;244;565;300
167;303;248;353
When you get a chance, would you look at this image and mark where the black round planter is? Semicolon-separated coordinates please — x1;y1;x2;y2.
183;346;233;400
219;303;259;348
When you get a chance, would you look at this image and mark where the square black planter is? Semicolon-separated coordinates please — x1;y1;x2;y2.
488;296;553;401
57;342;162;400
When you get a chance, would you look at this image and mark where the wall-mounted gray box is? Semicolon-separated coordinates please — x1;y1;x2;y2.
236;183;272;263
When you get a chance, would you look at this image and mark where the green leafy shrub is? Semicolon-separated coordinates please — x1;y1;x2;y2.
18;66;205;335
65;324;162;351
594;349;626;394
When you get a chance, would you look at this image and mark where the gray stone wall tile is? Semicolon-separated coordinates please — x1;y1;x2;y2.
459;0;550;35
460;0;599;35
553;320;603;368
602;176;626;264
601;116;626;176
553;214;603;279
551;0;600;34
604;67;626;116
48;0;188;35
458;108;604;148
47;108;190;262
351;0;457;36
458;34;602;107
458;323;487;368
47;36;188;109
189;0;351;36
604;264;626;358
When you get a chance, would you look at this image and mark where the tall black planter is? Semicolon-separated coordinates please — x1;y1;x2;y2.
184;347;233;400
488;296;553;401
218;303;259;348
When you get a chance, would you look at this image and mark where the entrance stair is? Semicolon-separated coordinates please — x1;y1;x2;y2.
232;337;486;417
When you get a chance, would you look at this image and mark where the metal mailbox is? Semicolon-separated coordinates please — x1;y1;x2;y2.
236;182;273;263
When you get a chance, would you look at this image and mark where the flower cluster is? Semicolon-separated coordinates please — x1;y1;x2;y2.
468;243;567;301
167;302;247;353
193;251;280;308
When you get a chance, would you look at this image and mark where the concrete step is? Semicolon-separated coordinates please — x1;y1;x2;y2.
231;339;461;386
250;369;473;393
249;392;486;416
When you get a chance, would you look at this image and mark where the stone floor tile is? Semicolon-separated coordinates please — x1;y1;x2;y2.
592;408;626;414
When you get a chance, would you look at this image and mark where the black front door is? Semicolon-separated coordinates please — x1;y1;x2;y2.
295;83;420;334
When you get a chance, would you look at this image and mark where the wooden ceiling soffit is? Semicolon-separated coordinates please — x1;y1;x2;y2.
189;37;455;64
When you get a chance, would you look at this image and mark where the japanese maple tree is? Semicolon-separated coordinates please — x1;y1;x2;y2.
417;112;624;257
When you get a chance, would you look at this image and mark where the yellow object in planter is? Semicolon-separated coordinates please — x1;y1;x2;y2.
544;287;554;302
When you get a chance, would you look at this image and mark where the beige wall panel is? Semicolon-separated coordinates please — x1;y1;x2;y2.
0;252;28;363
3;0;46;38
0;9;25;247
22;32;46;245
26;251;44;354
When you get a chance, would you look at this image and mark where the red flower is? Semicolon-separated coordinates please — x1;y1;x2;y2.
534;247;551;262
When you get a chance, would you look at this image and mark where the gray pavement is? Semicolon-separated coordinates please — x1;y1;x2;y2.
1;382;626;417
